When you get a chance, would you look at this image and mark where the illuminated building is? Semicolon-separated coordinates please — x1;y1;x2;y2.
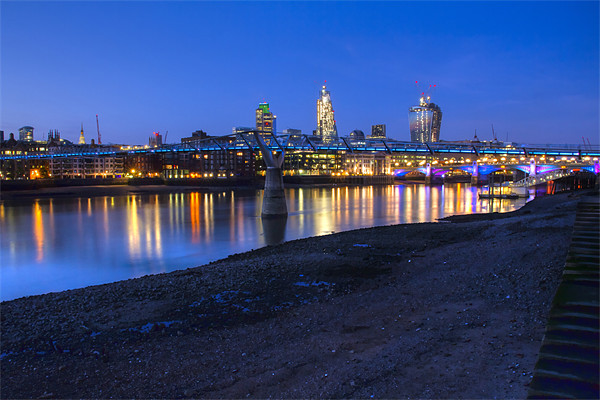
316;84;338;143
255;103;276;136
19;126;34;142
79;124;86;145
370;124;387;139
343;152;390;175
408;96;442;142
149;132;163;147
50;155;123;179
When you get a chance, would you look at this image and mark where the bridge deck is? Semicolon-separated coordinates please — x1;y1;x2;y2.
527;194;600;399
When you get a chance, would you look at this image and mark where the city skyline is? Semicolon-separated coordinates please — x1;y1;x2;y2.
1;2;598;145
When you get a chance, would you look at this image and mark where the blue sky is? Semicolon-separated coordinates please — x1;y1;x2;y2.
1;1;598;145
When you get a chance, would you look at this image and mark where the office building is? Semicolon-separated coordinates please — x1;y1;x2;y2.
408;96;442;142
370;124;387;139
316;84;338;143
19;126;34;142
256;103;276;136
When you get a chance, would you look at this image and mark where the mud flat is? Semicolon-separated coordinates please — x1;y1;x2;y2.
0;191;590;399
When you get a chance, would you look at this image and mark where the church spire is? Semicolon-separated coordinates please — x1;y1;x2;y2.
79;123;85;145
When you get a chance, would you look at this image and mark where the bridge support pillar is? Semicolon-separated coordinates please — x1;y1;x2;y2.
529;159;537;177
425;163;432;185
253;131;288;218
471;161;479;185
262;166;288;217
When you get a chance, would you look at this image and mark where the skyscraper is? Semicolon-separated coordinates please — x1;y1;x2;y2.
316;84;338;143
408;96;442;142
370;124;387;139
18;126;34;142
256;102;276;136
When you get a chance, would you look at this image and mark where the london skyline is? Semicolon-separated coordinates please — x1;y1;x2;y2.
1;1;598;145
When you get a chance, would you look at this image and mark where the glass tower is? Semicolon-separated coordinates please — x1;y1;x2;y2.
408;97;442;142
316;84;338;143
256;103;276;136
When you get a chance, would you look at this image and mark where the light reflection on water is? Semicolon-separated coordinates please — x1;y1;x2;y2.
0;183;530;300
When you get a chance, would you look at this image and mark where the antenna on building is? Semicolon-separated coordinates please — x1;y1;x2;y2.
96;114;102;145
164;130;168;144
491;124;497;142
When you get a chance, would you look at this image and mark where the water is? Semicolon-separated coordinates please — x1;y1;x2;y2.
0;183;530;301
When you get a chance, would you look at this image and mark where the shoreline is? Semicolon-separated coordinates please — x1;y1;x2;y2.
1;190;591;398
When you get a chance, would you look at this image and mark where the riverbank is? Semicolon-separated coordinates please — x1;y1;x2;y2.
0;190;589;398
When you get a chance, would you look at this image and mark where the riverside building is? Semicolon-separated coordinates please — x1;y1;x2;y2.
316;84;338;144
408;96;442;142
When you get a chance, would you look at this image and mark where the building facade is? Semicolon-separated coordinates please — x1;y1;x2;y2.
316;84;338;143
19;126;34;142
255;103;276;136
408;97;442;142
370;124;387;139
149;132;163;147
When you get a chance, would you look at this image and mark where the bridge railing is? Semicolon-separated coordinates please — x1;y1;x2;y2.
1;134;600;160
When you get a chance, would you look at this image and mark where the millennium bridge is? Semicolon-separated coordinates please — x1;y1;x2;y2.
2;131;600;160
1;132;599;184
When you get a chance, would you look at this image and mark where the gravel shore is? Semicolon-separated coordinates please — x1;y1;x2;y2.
0;190;588;399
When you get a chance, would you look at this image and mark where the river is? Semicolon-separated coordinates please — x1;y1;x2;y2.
0;183;531;301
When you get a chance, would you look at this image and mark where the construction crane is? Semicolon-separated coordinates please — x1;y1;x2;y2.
96;114;102;145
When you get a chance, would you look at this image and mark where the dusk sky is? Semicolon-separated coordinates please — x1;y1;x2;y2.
1;1;598;146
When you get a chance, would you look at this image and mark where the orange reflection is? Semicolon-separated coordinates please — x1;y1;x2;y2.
190;192;200;243
33;201;44;262
127;196;141;260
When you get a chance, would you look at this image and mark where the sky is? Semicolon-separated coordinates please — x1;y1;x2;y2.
1;1;598;146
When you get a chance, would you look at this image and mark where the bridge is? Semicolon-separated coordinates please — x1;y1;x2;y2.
2;131;600;160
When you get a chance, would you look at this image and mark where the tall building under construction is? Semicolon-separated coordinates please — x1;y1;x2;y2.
408;96;442;142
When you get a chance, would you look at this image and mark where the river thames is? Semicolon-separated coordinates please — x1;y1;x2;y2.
0;183;530;301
